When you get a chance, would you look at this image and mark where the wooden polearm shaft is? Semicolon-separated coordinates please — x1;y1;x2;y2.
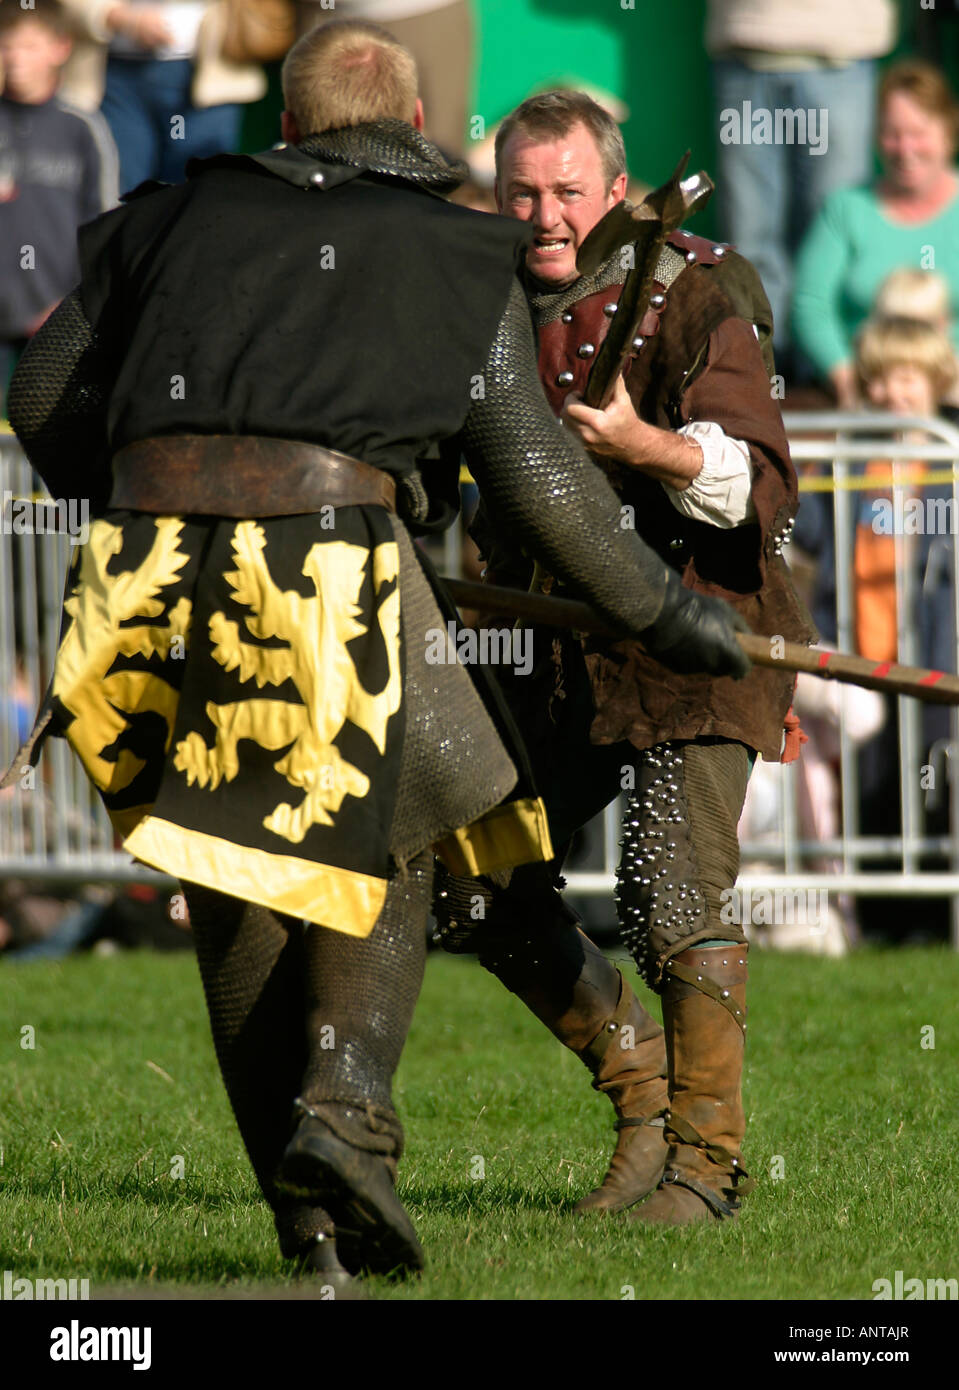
442;578;959;706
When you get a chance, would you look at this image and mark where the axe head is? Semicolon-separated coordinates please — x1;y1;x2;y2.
576;151;714;277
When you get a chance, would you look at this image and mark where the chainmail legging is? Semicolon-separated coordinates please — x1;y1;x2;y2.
183;851;431;1259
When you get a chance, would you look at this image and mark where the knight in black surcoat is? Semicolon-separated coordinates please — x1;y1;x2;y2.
6;23;749;1285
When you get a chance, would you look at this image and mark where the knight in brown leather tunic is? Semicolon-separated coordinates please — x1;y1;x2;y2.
495;230;815;760
436;90;815;1230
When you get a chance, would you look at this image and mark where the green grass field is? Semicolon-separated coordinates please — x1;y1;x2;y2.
1;944;956;1300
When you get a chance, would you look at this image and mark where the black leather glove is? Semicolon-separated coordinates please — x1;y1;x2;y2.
641;574;752;680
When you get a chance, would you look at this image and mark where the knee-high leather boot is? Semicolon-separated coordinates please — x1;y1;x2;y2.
630;943;754;1225
436;867;669;1212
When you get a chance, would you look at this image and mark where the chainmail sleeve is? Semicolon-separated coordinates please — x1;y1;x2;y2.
6;289;113;512
459;277;669;635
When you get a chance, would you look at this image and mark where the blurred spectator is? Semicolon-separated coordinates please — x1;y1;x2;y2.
0;0;117;412
738;672;885;956
873;266;959;410
1;656;32;753
296;1;471;157
57;1;270;193
792;60;959;407
707;0;896;377
1;880;191;958
852;314;957;667
874;265;951;325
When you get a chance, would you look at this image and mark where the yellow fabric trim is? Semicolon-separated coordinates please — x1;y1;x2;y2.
124;815;387;936
108;803;152;839
433;796;554;877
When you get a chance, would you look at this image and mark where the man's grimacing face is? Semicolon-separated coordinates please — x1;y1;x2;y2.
495;121;628;287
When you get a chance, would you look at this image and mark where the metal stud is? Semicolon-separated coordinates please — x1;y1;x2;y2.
669;538;683;550
309;170;325;187
556;370;575;387
603;302;618;317
650;293;665;308
712;245;726;257
631;335;645;351
685;250;697;264
561;311;573;324
722;989;730;998
577;342;595;359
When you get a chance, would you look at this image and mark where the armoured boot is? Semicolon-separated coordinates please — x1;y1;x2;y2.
275;850;432;1277
630;944;754;1225
436;864;670;1215
291;1231;367;1299
182;883;351;1273
279;1099;422;1277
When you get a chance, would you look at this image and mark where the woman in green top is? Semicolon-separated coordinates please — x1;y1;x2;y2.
792;59;959;406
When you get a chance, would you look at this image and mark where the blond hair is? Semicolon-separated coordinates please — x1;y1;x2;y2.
281;20;417;137
874;269;951;327
856;315;958;399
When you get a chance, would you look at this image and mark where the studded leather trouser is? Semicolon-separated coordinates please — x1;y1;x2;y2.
615;739;752;991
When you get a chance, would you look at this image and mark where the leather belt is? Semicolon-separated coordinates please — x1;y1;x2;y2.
109;434;396;517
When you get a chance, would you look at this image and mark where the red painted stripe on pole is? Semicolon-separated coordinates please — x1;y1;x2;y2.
871;662;892;678
919;670;945;686
818;651;832;667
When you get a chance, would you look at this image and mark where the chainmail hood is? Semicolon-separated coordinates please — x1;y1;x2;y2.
297;119;469;194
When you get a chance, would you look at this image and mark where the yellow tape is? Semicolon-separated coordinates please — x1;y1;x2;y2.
797;468;959;494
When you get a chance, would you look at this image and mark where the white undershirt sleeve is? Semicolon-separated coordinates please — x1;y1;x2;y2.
663;421;757;527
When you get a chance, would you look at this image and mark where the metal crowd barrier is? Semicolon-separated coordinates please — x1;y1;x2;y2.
3;417;959;946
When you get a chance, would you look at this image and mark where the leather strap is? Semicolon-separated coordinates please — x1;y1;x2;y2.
666;959;746;1032
583;969;633;1066
109;434;396;517
615;1114;666;1132
661;1169;741;1219
665;1112;755;1194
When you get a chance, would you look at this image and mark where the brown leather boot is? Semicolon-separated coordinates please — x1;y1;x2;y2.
630;944;754;1226
441;869;670;1215
572;968;670;1214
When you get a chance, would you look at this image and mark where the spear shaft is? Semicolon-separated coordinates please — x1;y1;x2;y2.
441;578;959;706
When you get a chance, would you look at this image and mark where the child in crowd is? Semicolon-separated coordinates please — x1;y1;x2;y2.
873;268;959;412
853;314;957;663
0;0;117;412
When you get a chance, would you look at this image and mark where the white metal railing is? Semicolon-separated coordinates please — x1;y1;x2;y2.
3;416;959;945
565;412;959;948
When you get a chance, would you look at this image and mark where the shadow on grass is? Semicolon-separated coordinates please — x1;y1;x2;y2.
4;1170;257;1212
